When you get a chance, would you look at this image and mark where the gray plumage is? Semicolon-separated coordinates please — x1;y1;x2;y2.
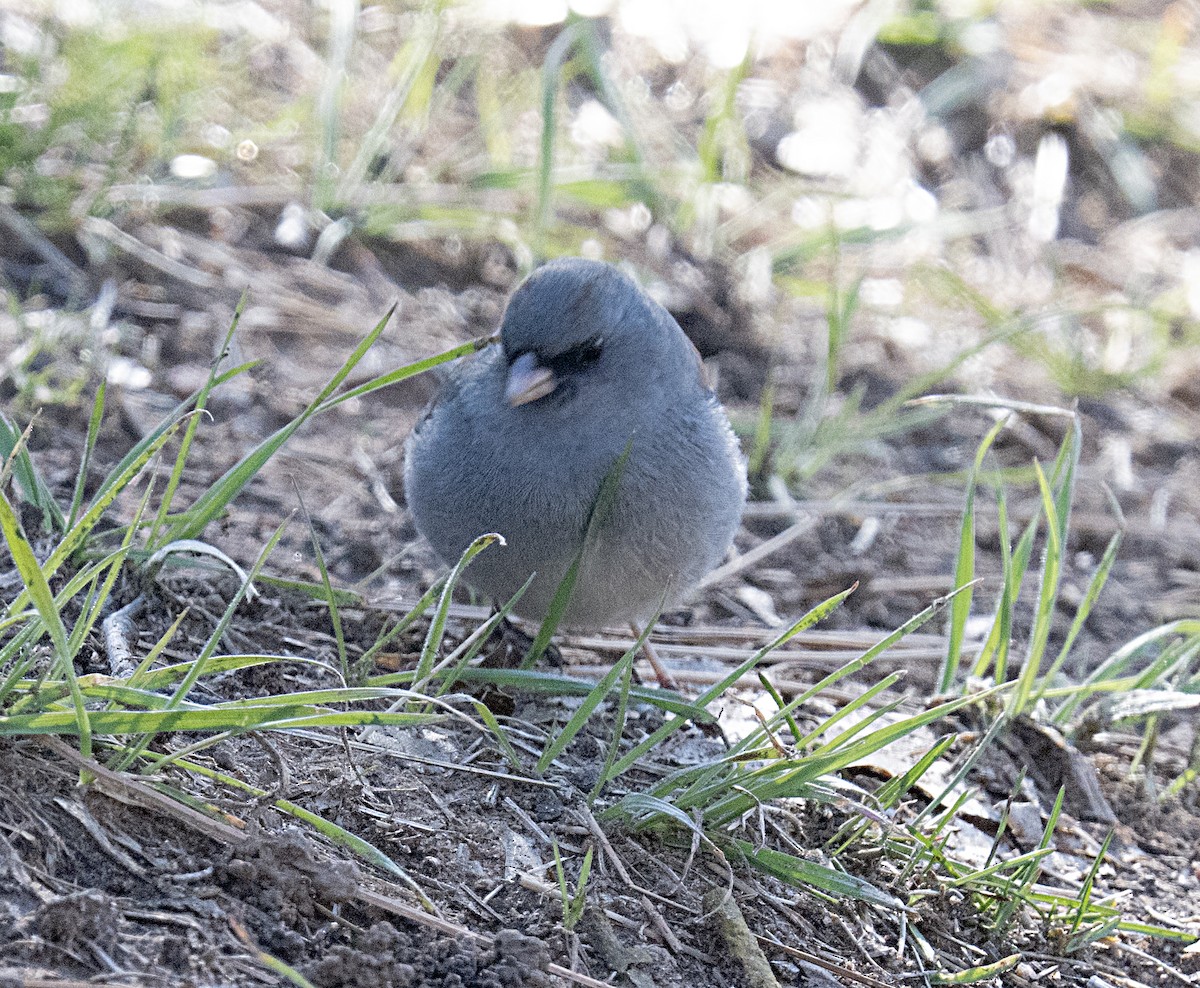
403;258;746;628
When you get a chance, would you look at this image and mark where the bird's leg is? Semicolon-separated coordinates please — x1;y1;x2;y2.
630;622;678;691
483;613;564;670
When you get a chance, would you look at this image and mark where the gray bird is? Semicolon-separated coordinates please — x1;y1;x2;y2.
403;258;746;632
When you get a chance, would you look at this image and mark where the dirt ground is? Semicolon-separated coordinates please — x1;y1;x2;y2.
3;4;1200;988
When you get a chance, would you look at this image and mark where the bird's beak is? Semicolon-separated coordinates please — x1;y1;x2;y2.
505;352;558;406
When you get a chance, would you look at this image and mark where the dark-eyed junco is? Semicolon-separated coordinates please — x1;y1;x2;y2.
404;258;746;633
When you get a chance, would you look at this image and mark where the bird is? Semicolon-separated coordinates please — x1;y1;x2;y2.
403;257;746;652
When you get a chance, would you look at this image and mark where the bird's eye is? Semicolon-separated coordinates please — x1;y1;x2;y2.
578;337;604;364
546;336;604;376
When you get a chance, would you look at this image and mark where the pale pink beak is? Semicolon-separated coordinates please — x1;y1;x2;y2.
505;352;558;406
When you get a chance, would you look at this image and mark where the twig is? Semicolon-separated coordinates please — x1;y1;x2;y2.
696;516;819;590
580;807;686;952
757;935;897;988
0;202;89;300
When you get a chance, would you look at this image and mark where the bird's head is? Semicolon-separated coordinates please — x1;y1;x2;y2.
498;258;699;409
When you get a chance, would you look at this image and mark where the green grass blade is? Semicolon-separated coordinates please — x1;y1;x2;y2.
696;55;749;185
537;626;643;774
1070;827;1114;939
123;608;190;694
731;840;904;908
434;574;534;696
652;583;960;808
111;515;291;770
338;10;440;198
757;670;801;751
941;414;1009;692
825;269;863;396
972;482;1014;680
294;482;348;681
589;659;633;804
746;373;776;484
419;666;710;720
1052;619;1200;724
526;441;632;668
573;19;659;211
164;307;396;543
0;412;66;532
66;380;107;532
317;334;494;412
1009;462;1063;716
94;360;258;520
911;715;1007;828
929;954;1021;984
413;533;503;691
4;421;185;623
830;734;958;854
355;582;444;682
472;700;526;775
600;587;855;786
798;672;904;752
0;704;440;737
0;488;91;757
148;293;247;548
1030;527;1122;708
